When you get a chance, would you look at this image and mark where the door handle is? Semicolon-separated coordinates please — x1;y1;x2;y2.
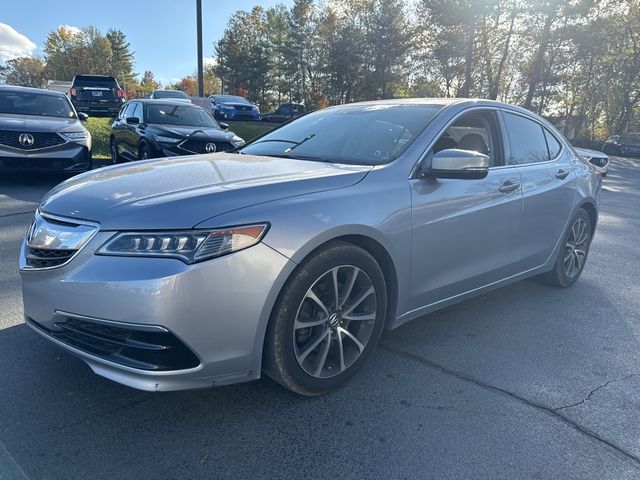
499;180;520;193
555;169;570;180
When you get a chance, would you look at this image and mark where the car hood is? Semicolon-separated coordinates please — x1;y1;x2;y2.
0;114;80;132
40;154;372;229
153;125;232;141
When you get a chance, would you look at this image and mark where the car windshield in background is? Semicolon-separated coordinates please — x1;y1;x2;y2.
620;134;640;143
154;91;190;100
147;104;218;128
0;91;76;119
240;103;443;165
213;95;251;105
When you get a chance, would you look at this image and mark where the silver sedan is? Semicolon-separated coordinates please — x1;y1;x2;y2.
19;99;601;395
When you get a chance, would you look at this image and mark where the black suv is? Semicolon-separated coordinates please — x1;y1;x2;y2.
69;75;125;117
261;103;306;123
110;99;245;162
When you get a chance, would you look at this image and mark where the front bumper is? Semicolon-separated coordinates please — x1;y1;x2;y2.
0;143;90;172
215;110;261;121
20;230;293;391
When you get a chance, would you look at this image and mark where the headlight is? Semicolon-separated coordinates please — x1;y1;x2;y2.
63;131;89;141
231;135;245;148
153;134;180;144
97;224;269;264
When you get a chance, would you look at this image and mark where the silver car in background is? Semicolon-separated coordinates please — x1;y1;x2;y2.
575;147;609;177
20;99;601;395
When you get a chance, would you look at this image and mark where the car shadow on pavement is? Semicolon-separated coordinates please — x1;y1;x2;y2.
1;276;638;479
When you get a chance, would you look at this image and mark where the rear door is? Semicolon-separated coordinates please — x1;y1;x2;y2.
409;108;523;310
73;76;119;105
501;110;576;270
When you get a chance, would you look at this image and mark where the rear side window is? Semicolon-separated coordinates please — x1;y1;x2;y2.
504;112;549;165
544;129;562;158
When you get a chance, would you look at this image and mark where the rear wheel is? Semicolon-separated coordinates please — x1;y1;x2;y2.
139;143;152;160
264;241;387;396
110;137;121;164
540;209;592;287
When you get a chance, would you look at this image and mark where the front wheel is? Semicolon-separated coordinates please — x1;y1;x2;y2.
264;241;387;396
539;209;592;287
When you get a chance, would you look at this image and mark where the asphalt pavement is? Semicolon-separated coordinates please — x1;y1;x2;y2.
0;157;639;480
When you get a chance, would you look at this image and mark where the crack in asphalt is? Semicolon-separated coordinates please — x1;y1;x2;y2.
554;374;637;412
0;210;36;219
380;344;640;470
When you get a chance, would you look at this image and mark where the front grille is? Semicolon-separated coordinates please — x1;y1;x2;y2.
179;139;235;154
25;247;76;268
28;316;200;371
0;130;66;150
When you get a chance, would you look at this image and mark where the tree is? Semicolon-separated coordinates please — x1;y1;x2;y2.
106;29;135;87
1;57;48;88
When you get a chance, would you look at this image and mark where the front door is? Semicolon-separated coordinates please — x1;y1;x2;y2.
409;109;523;310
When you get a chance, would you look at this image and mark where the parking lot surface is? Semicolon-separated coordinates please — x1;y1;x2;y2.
0;157;639;480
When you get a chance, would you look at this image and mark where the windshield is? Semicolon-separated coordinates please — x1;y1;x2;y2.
154;90;189;100
240;103;443;165
212;95;251;105
0;91;76;119
146;104;218;128
620;133;640;143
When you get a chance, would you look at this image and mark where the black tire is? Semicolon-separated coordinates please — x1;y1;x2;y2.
263;241;387;396
110;137;121;164
539;209;592;288
139;143;152;160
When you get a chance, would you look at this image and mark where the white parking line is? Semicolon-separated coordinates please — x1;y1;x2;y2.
0;441;29;480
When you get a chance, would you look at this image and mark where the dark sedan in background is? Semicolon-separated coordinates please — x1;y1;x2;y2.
110;99;245;162
261;102;306;123
210;94;261;121
602;133;640;157
68;75;125;117
0;85;91;172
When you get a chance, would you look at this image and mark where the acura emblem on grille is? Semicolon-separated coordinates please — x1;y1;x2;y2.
205;142;216;153
19;133;35;146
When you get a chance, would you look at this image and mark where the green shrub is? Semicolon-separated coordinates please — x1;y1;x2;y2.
85;117;112;159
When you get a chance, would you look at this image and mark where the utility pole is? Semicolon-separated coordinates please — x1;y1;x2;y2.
196;0;204;97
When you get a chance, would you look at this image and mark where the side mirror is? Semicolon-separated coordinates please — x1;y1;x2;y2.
219;122;229;131
77;112;89;122
126;116;140;125
426;149;490;180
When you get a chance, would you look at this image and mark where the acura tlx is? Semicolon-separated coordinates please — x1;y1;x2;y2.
20;99;601;395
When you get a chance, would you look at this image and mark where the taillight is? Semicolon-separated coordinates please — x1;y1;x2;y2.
69;88;77;96
117;88;125;98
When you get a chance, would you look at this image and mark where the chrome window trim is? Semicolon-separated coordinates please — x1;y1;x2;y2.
500;109;566;166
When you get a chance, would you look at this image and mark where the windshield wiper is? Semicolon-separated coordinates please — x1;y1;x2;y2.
284;134;316;153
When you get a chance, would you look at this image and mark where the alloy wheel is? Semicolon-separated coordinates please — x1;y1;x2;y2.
563;217;590;278
293;265;377;379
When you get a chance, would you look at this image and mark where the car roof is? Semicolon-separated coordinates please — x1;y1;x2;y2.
152;90;188;94
0;85;67;98
131;99;201;107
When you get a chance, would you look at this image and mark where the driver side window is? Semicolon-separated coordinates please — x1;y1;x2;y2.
432;110;503;167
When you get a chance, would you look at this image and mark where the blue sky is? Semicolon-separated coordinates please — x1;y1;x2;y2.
0;0;291;85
